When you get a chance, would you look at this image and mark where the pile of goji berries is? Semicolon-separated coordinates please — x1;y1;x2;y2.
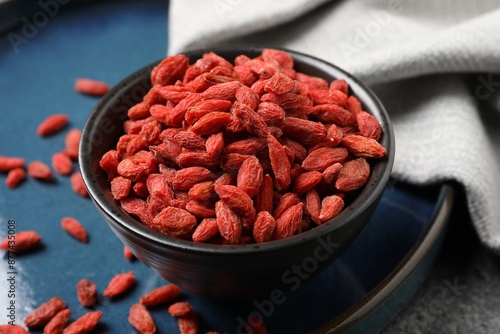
100;49;387;244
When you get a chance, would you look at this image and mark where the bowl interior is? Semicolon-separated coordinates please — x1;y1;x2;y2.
79;46;395;256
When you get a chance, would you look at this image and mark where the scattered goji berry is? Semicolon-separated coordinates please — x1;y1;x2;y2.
62;311;102;334
139;284;182;306
168;302;193;317
77;279;97;307
74;78;110;96
27;161;53;180
61;217;88;243
128;303;156;334
5;167;26;188
52;152;73;176
70;171;89;197
37;114;69;137
0;230;41;253
24;296;66;328
0;156;25;172
103;271;135;298
44;308;71;334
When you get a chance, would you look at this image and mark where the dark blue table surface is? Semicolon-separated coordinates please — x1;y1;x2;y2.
0;1;441;333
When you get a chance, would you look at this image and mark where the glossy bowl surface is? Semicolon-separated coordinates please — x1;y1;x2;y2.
79;46;395;299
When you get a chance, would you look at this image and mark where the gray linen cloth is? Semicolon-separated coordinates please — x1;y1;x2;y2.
168;0;500;252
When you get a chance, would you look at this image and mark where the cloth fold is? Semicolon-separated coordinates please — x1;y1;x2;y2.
168;0;500;252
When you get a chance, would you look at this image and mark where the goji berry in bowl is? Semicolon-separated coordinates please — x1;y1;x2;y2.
79;46;395;299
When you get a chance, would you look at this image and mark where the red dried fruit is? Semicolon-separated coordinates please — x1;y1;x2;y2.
99;150;120;180
111;176;132;200
346;95;362;120
311;104;353;127
341;135;386;158
61;217;88;243
215;200;242;244
151;54;189;86
173;131;206;150
335;157;371;192
25;296;66;328
295;72;329;90
305;189;321;224
121;197;154;226
200;81;241;101
176;151;219;169
172;167;212;191
253;211;276;243
27;161;53;180
0;324;29;334
262;48;294;69
185;200;216;218
0;156;25;172
318;195;344;223
302;147;348;172
5;167;26;189
189;111;231;136
177;312;199;334
214;184;255;218
129;303;156;334
322;162;343;184
192;218;219;242
232;102;269;138
70;171;89;197
357;110;382;141
292;170;322;195
274;203;304;240
185;99;232;125
236;85;260;110
280;117;326;146
254;174;274;214
237;156;264;198
74;78;109;96
52;152;73;176
245;313;268;334
223;138;267;156
257;102;285;126
43;309;71;334
266;135;291;191
62;311;102;334
168;302;193;317
205;132;225;158
0;230;41;253
139;284;182;306
152;206;197;236
273;192;301;220
330;79;349;95
37;114;69;136
77;279;97;307
265;72;296;95
124;246;135;260
187;181;215;202
103;271;135;298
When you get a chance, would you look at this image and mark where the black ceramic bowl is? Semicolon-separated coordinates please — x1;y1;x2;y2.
79;46;395;300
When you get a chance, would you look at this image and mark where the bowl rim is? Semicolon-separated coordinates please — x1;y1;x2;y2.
79;45;396;256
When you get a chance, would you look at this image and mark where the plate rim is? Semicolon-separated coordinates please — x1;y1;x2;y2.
312;183;456;333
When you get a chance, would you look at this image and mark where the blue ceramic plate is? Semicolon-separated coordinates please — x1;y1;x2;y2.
0;1;454;333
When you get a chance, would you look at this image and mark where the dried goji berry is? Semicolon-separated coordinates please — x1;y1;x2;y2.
318;195;344;223
0;324;29;334
274;203;304;240
5;167;26;189
128;303;156;334
253;211;276;243
192;218;219;242
52;152;73;176
168;302;193;317
27;161;53;180
0;156;25;172
151;206;197;237
62;311;102;334
37;114;69;137
237;156;264;198
0;230;41;253
139;284;182;306
335;157;371;192
77;279;97;307
25;296;66;328
103;271;135;298
214;184;255;219
43;308;71;334
341;135;386;158
70;171;89;197
74;78;110;96
302;147;348;172
266;135;291;191
61;217;88;243
215;200;242;244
